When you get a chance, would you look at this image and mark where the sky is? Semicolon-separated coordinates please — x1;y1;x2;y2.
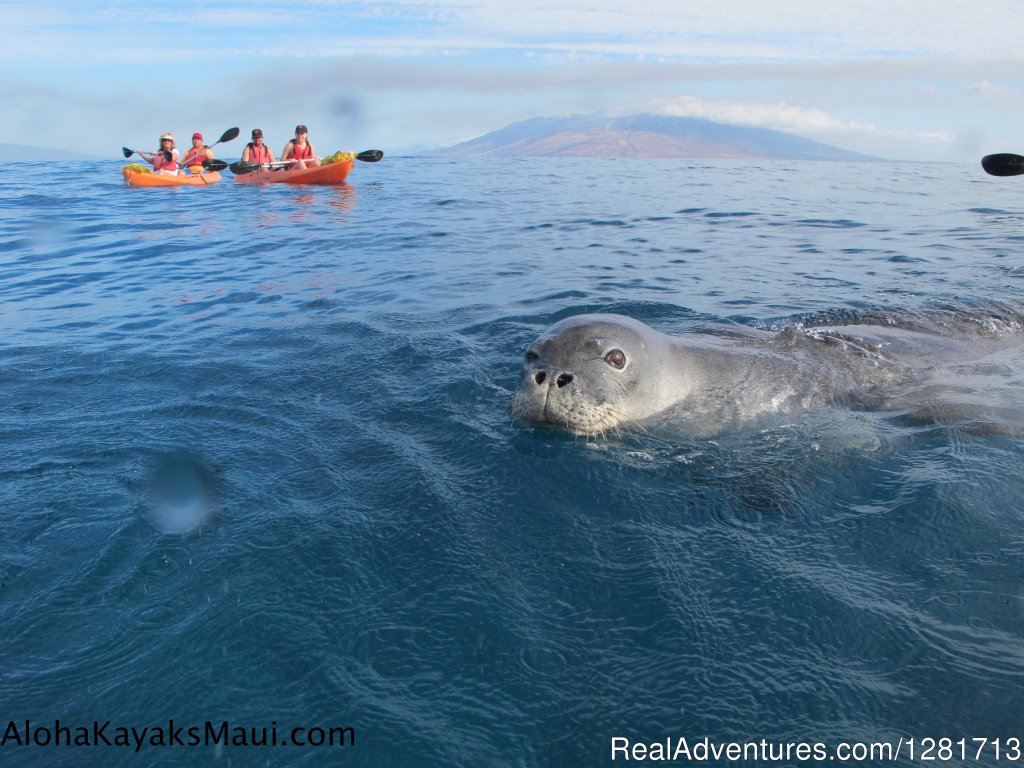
3;0;1022;162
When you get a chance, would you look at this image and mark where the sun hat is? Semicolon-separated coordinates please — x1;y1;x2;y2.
159;133;175;142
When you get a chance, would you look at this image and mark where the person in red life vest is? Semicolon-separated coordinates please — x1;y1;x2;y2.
139;133;180;175
241;128;275;167
280;124;320;170
181;132;214;173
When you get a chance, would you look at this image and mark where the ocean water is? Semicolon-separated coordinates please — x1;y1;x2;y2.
1;157;1023;766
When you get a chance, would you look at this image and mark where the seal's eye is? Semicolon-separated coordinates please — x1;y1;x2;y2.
525;351;539;363
604;349;626;369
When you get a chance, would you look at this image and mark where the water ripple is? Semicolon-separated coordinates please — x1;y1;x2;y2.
2;158;1023;764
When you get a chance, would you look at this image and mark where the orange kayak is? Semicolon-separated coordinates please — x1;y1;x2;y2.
123;167;221;187
233;159;354;185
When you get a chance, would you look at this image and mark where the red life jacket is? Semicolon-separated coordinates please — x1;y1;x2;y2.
153;148;179;174
289;140;313;160
247;142;271;163
183;146;209;167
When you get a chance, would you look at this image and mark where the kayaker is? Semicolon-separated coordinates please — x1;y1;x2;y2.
280;124;320;170
241;128;275;167
139;133;180;176
181;132;214;173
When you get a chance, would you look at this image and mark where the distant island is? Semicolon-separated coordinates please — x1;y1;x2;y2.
426;114;878;161
0;143;106;162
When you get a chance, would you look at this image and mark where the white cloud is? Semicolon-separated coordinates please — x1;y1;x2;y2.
637;96;861;134
964;80;1024;100
4;0;1024;64
633;95;952;147
325;0;1024;60
2;0;1019;161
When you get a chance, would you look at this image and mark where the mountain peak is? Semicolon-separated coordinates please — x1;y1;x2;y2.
427;114;878;161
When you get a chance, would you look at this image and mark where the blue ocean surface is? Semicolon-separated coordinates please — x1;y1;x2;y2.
1;157;1023;766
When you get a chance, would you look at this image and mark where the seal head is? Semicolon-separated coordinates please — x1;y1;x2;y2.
511;314;694;434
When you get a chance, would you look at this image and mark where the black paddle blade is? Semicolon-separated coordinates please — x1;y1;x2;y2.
356;150;384;163
162;150;173;162
122;147;133;158
203;159;229;172
219;127;240;144
981;153;1024;177
229;160;262;175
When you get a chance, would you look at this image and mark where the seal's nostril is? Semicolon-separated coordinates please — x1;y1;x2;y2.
534;371;547;385
556;373;573;388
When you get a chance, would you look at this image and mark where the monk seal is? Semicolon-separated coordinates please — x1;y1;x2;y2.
510;312;1023;436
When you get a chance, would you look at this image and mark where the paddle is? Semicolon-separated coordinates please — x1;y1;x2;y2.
122;147;173;162
229;160;263;175
229;150;383;175
202;159;229;172
270;149;384;167
981;153;1024;177
178;127;240;168
212;127;240;146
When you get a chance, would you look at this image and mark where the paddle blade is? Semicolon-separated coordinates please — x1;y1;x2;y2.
218;127;240;144
229;160;262;175
203;159;229;172
162;150;173;162
981;153;1024;177
122;147;133;158
356;149;384;163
